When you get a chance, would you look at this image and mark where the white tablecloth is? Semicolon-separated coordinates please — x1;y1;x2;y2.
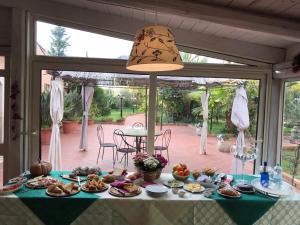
0;174;299;225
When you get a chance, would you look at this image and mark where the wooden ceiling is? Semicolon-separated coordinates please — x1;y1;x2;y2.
49;0;300;48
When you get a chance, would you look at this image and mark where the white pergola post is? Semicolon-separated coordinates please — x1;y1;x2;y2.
147;75;157;155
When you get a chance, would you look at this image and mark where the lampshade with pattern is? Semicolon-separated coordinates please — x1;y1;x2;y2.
126;25;184;72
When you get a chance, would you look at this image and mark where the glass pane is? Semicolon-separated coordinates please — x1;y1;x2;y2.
0;56;4;70
156;76;260;174
0;77;4;144
35;21;242;64
40;70;150;171
281;81;300;188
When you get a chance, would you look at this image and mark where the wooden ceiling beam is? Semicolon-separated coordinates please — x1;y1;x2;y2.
97;0;300;42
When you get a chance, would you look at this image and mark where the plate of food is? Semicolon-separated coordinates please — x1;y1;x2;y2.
0;183;23;195
102;174;116;184
8;176;28;184
25;176;58;189
233;183;255;194
46;182;80;197
183;183;205;193
201;167;217;177
109;182;142;197
60;174;86;183
218;187;241;198
146;184;169;197
163;179;184;188
81;174;108;193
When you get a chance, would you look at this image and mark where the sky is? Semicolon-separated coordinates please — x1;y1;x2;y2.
36;21;230;64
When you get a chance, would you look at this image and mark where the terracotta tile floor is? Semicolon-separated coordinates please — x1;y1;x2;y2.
41;113;254;174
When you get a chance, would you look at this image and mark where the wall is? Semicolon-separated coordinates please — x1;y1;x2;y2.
0;6;11;46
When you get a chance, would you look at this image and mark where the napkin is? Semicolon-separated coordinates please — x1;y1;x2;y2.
110;181;131;189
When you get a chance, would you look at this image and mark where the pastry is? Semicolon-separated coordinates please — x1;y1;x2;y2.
236;183;253;192
219;187;240;197
123;183;139;193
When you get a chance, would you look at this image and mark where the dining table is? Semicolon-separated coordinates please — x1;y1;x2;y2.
0;171;300;225
120;127;162;152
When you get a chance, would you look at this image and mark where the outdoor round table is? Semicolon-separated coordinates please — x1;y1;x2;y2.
121;127;162;152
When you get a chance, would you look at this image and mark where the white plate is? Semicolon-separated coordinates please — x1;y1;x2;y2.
163;180;184;188
146;185;168;195
251;178;293;197
183;184;205;193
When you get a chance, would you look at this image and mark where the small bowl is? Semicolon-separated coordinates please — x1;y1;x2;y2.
178;190;186;198
172;187;179;194
172;173;189;182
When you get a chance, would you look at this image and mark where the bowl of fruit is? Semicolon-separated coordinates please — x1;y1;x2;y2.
172;163;190;181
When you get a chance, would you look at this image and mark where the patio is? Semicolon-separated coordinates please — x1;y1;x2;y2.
41;113;253;173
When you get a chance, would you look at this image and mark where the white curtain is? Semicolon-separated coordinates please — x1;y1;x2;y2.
79;85;94;150
200;92;209;154
48;77;64;170
231;86;250;172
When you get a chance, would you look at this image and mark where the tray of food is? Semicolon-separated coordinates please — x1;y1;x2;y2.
60;174;86;183
8;176;28;184
163;179;184;188
46;182;80;197
0;183;23;195
72;166;101;176
81;174;108;193
251;178;292;197
218;187;241;198
25;176;58;189
109;183;142;197
183;183;205;193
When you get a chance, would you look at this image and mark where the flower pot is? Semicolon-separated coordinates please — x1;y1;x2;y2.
41;128;52;145
141;170;157;182
62;121;80;133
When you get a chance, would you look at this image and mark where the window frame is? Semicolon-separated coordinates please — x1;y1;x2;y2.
27;15;272;173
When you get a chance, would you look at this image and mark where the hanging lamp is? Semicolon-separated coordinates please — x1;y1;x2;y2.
126;25;184;72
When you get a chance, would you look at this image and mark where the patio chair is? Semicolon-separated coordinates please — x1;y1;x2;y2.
132;122;147;151
96;124;116;164
154;129;171;161
113;129;136;167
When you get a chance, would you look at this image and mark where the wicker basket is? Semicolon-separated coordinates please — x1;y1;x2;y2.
172;173;189;181
142;170;157;182
155;168;162;179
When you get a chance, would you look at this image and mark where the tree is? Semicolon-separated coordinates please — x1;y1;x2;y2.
48;26;70;56
180;52;208;63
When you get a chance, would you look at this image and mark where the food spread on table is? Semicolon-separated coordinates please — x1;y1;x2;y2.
46;182;80;197
25;176;58;189
172;163;190;181
81;174;108;193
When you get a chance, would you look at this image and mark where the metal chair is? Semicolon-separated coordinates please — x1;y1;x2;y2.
113;129;136;167
132;122;147;151
96;124;116;164
154;129;171;161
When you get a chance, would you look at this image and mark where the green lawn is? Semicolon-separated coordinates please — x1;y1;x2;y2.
94;107;143;122
281;148;300;180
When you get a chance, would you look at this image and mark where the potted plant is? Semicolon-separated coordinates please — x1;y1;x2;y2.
62;89;82;133
41;90;52;145
133;153;168;181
